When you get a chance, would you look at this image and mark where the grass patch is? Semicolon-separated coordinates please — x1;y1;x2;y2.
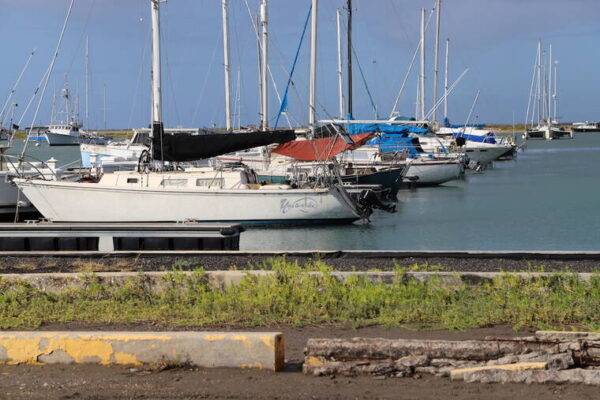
0;259;598;331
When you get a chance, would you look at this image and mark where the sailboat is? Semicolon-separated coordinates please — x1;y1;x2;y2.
14;0;369;225
524;41;571;141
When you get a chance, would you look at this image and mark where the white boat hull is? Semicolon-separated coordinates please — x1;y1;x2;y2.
404;160;463;185
80;143;147;167
45;131;80;146
463;144;512;164
14;179;360;225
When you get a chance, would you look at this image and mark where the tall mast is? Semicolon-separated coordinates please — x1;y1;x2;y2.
103;83;107;130
432;0;441;122
443;38;449;121
256;15;263;127
336;9;344;119
260;0;269;131
553;60;558;122
548;44;552;123
346;0;353;118
222;0;232;131
536;40;541;124
419;8;426;121
85;36;90;124
150;0;163;138
309;0;318;137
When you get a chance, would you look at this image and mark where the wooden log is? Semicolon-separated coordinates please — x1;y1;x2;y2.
303;355;429;377
463;368;600;385
535;331;600;342
450;362;548;381
305;338;567;362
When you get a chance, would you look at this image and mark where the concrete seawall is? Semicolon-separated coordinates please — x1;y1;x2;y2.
0;270;595;294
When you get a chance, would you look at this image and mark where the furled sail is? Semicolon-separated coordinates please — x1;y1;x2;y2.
152;129;296;162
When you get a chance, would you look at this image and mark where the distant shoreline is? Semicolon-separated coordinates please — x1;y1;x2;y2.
8;123;582;140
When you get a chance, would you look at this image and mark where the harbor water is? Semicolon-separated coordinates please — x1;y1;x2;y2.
244;134;600;251
8;134;600;251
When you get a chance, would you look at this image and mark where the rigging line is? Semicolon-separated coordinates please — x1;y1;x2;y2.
10;64;52;147
191;27;220;127
21;0;75;161
274;4;311;128
424;68;468;121
390;7;435;118
242;0;292;128
127;24;152;129
350;41;378;119
0;48;36;127
66;0;97;73
161;3;181;127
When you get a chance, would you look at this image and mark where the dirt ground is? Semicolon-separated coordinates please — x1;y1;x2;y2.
1;324;598;399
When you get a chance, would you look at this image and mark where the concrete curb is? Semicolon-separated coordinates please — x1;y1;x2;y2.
0;249;600;259
0;331;284;370
0;271;595;294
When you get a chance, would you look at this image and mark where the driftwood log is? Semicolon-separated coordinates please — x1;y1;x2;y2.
303;331;600;385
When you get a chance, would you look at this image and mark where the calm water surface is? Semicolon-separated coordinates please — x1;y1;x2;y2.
8;136;600;251
244;134;600;251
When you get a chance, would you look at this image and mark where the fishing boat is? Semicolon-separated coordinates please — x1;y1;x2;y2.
571;122;600;133
15;0;370;225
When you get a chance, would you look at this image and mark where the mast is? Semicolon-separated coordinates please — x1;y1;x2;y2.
537;40;542;123
548;44;552;123
419;8;426;121
443;38;449;121
309;0;318;137
553;60;558;122
336;9;344;119
432;0;441;122
222;0;232;131
260;0;269;131
256;15;263;128
85;36;90;125
346;0;353;118
150;0;163;140
103;83;107;130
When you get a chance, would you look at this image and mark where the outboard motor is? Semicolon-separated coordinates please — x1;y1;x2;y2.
358;189;396;215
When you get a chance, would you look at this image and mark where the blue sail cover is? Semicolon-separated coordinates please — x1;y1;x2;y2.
346;123;428;136
452;131;496;144
368;136;424;156
443;117;486;129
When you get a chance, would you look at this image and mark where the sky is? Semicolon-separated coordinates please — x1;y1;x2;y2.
1;0;599;130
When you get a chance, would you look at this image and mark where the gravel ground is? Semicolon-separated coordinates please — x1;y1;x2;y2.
0;254;599;274
1;325;598;400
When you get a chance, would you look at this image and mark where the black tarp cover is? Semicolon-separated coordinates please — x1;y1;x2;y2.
152;129;296;162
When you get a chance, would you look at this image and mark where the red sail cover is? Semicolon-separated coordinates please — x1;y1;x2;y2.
272;132;374;161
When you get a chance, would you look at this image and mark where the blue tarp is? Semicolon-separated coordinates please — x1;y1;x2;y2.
443;117;486;129
452;132;496;144
346;123;428;136
367;136;424;156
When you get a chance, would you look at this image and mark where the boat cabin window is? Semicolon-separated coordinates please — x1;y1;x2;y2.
196;178;224;188
126;178;138;183
132;132;150;145
161;178;188;187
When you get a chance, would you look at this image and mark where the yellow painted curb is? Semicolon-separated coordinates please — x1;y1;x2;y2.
450;362;548;380
0;331;284;371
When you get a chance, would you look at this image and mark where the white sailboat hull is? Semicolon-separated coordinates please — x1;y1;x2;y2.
404;160;462;185
463;144;512;164
14;179;360;225
80;143;146;163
